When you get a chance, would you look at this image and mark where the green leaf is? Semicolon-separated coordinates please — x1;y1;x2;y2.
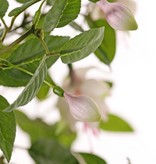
43;0;81;32
0;36;69;87
15;110;76;147
86;16;116;65
0;96;16;162
4;57;47;112
8;35;69;64
15;110;55;142
60;27;104;64
0;0;9;17
29;139;78;164
75;153;107;164
9;0;41;17
100;114;134;132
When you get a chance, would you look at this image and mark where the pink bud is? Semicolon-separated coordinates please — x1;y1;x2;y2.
64;92;101;122
97;0;138;31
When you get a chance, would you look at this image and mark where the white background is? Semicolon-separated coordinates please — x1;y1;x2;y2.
1;0;156;164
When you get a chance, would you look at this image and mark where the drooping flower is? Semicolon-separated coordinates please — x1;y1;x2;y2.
56;67;111;130
64;92;101;122
96;0;138;30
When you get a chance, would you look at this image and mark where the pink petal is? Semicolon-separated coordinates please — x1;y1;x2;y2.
64;92;101;122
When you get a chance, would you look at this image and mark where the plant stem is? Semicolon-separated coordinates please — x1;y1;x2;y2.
0;18;9;42
39;37;50;55
0;18;8;29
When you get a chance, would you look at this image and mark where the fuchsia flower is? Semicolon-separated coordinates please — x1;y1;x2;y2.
96;0;138;30
57;67;111;130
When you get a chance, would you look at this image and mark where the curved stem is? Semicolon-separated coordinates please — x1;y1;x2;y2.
0;18;8;29
0;18;9;42
1;16;18;42
39;37;50;55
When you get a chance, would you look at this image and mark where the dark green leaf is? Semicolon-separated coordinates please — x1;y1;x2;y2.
4;57;47;112
0;96;16;162
0;67;31;86
29;139;78;164
0;0;9;17
15;110;76;147
43;0;81;32
60;27;104;64
86;16;116;65
100;114;134;132
75;153;107;164
9;0;41;17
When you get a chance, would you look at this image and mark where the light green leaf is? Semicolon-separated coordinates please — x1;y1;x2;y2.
36;81;50;100
4;57;47;112
0;0;9;17
9;0;41;17
86;16;116;65
95;21;116;65
74;153;107;164
100;114;134;132
43;0;81;32
60;27;104;64
15;110;76;147
29;139;78;164
0;96;16;162
15;110;55;142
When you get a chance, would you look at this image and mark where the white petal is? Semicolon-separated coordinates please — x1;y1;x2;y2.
75;66;95;80
81;79;110;98
64;92;101;122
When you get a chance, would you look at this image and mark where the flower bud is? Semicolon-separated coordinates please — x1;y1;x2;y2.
64;92;101;122
53;86;64;97
97;0;138;30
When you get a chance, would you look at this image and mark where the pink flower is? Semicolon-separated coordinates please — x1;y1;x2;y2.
96;0;138;30
64;92;101;122
57;67;111;129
